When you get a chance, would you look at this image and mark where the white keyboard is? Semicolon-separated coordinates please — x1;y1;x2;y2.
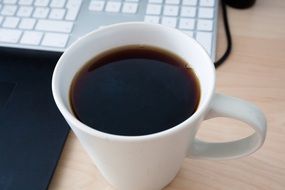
0;0;219;60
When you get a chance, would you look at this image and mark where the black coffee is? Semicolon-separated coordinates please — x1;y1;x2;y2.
70;45;200;136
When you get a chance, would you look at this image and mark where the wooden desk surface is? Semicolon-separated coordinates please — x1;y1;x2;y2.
49;0;285;189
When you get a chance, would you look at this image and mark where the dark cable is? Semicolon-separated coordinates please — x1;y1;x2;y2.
214;0;232;68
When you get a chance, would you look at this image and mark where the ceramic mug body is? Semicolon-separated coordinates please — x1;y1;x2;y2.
52;23;266;190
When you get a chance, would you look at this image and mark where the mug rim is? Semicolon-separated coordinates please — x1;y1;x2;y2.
52;22;216;142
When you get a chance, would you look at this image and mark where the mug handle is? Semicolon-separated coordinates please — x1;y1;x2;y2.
188;93;267;160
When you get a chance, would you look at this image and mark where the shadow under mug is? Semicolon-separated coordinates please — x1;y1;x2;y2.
52;22;267;190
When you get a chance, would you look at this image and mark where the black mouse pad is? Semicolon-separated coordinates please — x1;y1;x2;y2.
0;81;16;111
0;51;69;190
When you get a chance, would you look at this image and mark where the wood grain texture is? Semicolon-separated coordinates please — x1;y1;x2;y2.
49;0;285;189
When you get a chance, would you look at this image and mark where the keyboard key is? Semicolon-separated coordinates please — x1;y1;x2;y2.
198;7;214;18
122;2;138;14
144;15;159;24
148;0;163;3
36;20;73;33
66;7;80;20
161;17;177;28
0;29;22;43
197;19;213;31
179;18;195;29
19;18;36;29
3;17;19;28
66;0;82;9
18;0;33;5
200;0;215;7
182;30;194;37
20;31;43;45
89;0;105;11
4;0;18;4
163;5;179;16
50;0;66;8
1;5;17;16
17;6;33;17
33;7;49;18
105;1;122;13
34;0;50;6
146;4;162;15
42;32;69;47
49;8;66;19
180;6;196;17
196;31;212;54
182;0;197;5
165;0;180;4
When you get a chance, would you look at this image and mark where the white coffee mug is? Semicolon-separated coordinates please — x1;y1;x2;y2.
52;23;267;190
